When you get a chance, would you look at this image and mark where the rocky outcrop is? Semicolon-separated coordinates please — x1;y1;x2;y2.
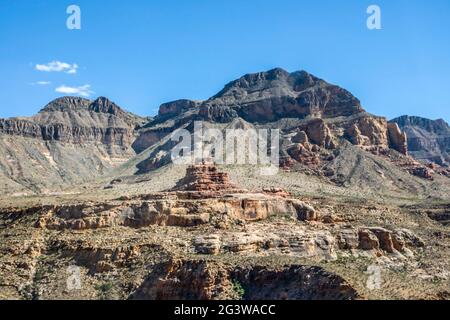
391;115;450;166
0;119;43;139
34;164;318;230
131;259;360;300
356;227;423;253
158;99;199;117
172;163;238;192
336;228;360;250
346;116;389;147
88;97;126;117
336;226;423;254
193;224;334;259
358;229;380;251
199;68;364;123
387;122;408;155
1;96;144;146
0;96;146;194
305;119;336;149
35;195;318;231
64;244;142;274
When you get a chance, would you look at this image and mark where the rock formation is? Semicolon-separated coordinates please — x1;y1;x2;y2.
391;115;450;166
198;68;364;123
1;68;449;301
345;116;390;148
172;162;238;192
32;163;317;232
190;68;406;173
305;119;336;149
158;99;199;118
0;96;146;194
131;259;360;300
387;122;408;155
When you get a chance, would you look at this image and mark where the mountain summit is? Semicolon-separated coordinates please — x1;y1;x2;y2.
199;68;364;123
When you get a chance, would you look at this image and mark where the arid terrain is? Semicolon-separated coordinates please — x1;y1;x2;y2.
0;68;449;300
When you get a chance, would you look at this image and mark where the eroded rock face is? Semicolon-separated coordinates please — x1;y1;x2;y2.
346;117;389;148
194;223;335;259
367;227;395;253
0;96;146;194
358;229;380;251
35;194;317;230
278;114;435;181
158;99;199;117
199;68;364;123
391;115;450;166
305;119;336;149
172;163;238;192
34;164;318;230
387;122;408;155
63;244;142;274
337;228;360;250
285;121;338;171
1;97;144;146
354;227;423;253
0;119;43;139
131;259;360;300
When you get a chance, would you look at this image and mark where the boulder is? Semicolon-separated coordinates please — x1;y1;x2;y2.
337;228;359;249
194;235;221;255
393;229;425;248
368;227;395;253
358;229;380;250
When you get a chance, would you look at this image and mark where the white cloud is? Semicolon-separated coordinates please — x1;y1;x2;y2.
30;81;52;85
35;61;79;74
55;84;94;97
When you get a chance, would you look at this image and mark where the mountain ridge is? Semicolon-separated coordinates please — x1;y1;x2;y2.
0;68;448;195
390;115;450;166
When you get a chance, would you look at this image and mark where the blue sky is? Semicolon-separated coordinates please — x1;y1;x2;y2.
0;0;449;121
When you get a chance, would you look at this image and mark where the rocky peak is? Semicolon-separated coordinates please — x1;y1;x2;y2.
391;115;450;135
211;68;313;99
88;97;125;117
158;99;199;117
200;68;364;123
39;96;91;113
390;115;450;166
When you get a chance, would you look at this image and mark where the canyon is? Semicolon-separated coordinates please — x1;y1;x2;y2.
0;68;449;300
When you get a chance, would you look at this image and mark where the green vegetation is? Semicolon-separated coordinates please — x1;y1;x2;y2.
232;280;245;299
96;282;114;300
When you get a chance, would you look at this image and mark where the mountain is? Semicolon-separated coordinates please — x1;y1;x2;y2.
391;115;450;166
1;68;450;301
0;69;445;195
0;96;146;194
129;68;415;180
199;68;364;123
